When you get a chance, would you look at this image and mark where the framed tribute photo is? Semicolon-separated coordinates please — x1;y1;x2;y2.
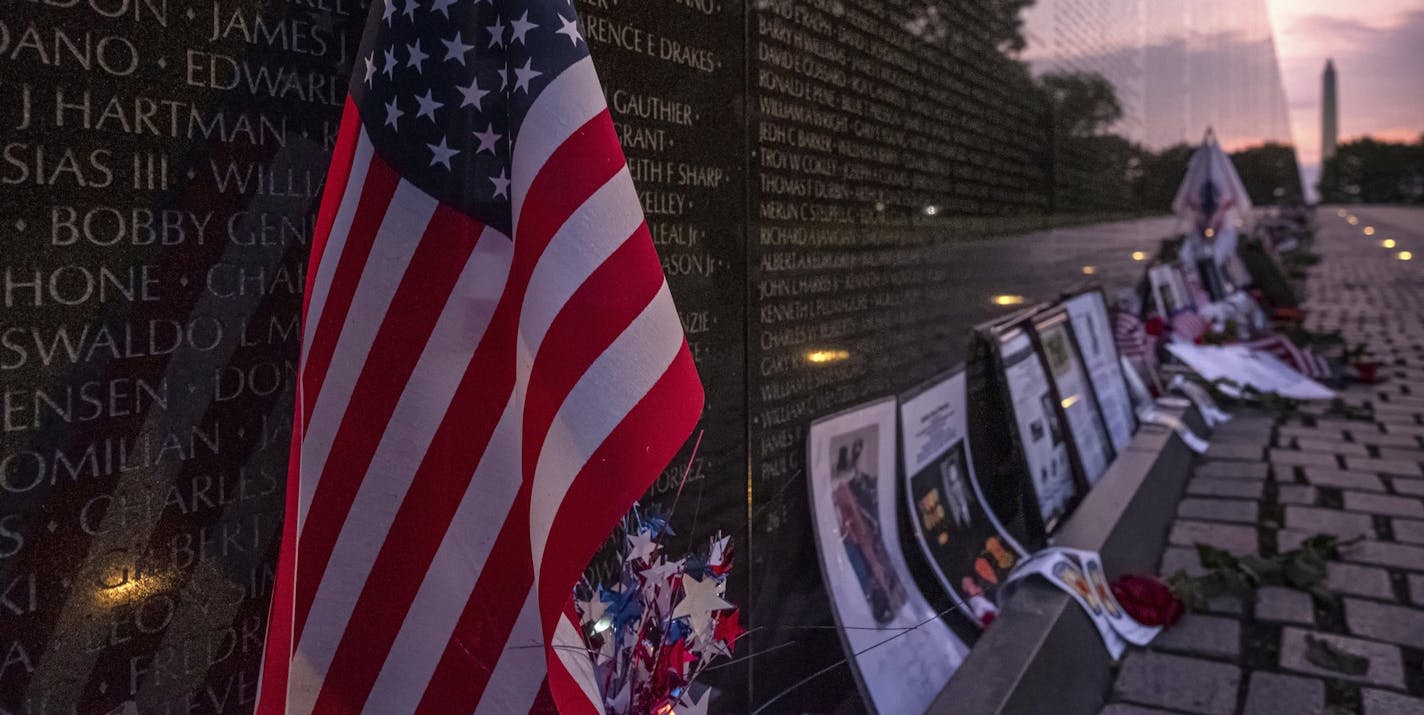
899;369;1026;637
992;323;1082;535
1062;288;1138;454
1148;263;1193;318
1030;308;1116;486
807;398;968;714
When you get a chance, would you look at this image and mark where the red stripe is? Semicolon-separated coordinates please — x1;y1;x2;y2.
301;157;401;428
511;110;624;280
411;487;532;714
521;225;663;483
292;206;485;644
302;99;363;320
255;396;305;714
530;676;557;714
305;111;628;712
409;231;664;711
542;347;703;711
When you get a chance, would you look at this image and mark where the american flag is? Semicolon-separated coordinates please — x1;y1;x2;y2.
1169;308;1211;343
1113;309;1158;385
1241;335;1333;380
255;0;704;711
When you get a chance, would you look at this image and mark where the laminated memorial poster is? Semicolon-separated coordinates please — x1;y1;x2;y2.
1003;548;1162;657
1063;289;1137;453
899;370;1027;633
1031;308;1115;486
997;326;1079;534
1148;263;1194;318
807;398;969;714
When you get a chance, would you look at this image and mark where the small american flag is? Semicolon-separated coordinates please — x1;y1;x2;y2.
1241;335;1333;380
256;0;704;712
1169;308;1211;343
1114;309;1158;387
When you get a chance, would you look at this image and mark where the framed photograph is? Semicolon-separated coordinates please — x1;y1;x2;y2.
808;398;968;714
992;324;1081;535
1030;308;1116;486
1148;263;1193;318
1062;288;1138;454
900;370;1026;636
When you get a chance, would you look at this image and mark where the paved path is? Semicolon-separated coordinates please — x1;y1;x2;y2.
1098;206;1424;715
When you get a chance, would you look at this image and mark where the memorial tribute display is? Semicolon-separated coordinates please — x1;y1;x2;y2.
1030;308;1114;485
806;398;967;715
0;0;1319;710
1063;289;1137;454
899;370;1023;635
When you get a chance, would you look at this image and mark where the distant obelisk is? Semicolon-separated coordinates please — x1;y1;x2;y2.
1322;59;1339;162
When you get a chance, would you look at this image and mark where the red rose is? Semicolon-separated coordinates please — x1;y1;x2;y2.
1353;361;1379;384
1110;575;1184;627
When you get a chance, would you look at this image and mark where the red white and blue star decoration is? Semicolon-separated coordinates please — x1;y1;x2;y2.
573;513;742;714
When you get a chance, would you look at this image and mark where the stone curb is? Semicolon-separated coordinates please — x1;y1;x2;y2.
927;405;1205;715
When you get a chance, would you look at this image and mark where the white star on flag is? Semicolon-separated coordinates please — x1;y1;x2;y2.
441;31;474;64
364;53;377;85
472;124;501;154
415;89;442;122
512;58;541;94
402;0;419;20
383;98;403;129
486;17;506;47
509;10;538;45
427;137;458;169
429;0;456;18
457;76;488;108
382;47;397;78
556;15;581;45
405;39;429;72
489;169;510;198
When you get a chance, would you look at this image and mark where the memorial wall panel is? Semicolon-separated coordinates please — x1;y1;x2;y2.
0;0;1301;712
1;1;365;711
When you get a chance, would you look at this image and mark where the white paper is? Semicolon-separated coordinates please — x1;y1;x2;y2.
808;398;967;714
1166;343;1335;401
1065;292;1136;454
1003;549;1125;659
1001;330;1076;530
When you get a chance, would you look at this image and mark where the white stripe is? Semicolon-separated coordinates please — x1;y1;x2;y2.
297;181;437;535
552;613;607;714
288;227;511;714
302;131;376;356
519;166;642;349
470;591;548;715
528;282;683;568
360;401;522;715
511;56;607;228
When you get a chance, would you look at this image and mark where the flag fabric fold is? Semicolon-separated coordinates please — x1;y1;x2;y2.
257;1;704;712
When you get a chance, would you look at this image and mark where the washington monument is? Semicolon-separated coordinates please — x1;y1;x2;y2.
1322;59;1339;162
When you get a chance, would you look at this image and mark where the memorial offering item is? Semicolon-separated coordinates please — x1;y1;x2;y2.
1064;290;1138;453
1148;263;1194;321
1166;343;1335;401
1031;309;1115;485
900;371;1026;634
1003;548;1162;659
997;326;1080;534
572;514;741;714
808;399;968;714
253;0;706;710
1172;129;1254;272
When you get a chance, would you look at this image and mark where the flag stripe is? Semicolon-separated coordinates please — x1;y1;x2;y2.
541;347;703;712
300;155;402;429
304;133;376;353
289;219;505;699
529;282;685;569
302;98;364;322
471;591;548;715
297;180;437;536
511;56;608;226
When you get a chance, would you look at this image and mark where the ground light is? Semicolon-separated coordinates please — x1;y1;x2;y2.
1398;251;1413;261
1382;239;1396;248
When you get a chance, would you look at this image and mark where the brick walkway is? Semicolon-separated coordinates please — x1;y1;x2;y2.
1099;206;1424;715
